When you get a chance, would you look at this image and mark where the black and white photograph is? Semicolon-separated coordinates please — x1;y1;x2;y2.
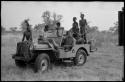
1;1;124;81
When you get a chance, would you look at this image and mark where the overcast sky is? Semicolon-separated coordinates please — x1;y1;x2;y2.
1;1;124;31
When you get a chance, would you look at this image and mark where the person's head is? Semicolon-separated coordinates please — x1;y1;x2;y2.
25;19;30;31
73;17;77;22
25;19;29;25
56;22;61;27
66;31;72;37
44;25;49;32
39;33;44;39
80;14;84;19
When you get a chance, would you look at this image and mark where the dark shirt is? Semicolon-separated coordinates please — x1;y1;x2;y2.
72;22;79;33
61;36;75;47
22;30;32;41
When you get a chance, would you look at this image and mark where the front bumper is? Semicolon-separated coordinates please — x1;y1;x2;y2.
12;54;25;61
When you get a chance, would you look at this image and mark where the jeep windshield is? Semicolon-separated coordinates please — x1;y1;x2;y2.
46;27;64;38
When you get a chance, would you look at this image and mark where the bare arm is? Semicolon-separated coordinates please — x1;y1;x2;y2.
85;19;87;25
22;32;25;41
76;22;79;28
84;19;88;33
79;20;81;27
73;38;76;46
30;31;33;41
61;37;65;47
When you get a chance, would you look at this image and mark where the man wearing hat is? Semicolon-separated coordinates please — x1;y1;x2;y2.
79;13;88;43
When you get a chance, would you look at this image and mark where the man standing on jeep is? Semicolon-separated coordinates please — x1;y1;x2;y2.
72;17;79;40
22;19;32;42
79;13;87;43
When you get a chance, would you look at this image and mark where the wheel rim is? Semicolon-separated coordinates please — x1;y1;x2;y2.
78;53;84;64
40;59;48;71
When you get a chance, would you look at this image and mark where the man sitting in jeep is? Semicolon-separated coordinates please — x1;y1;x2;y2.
61;31;76;51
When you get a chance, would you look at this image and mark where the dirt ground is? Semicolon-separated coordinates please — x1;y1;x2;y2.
1;34;124;81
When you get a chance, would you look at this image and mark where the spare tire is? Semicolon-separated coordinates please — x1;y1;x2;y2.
16;41;33;61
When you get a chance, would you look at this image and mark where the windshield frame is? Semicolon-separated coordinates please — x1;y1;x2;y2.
46;27;64;38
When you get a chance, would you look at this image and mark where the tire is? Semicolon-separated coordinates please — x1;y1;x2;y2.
15;60;26;68
74;49;87;66
34;53;50;73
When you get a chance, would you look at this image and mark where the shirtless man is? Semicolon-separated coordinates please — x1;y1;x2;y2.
22;19;32;42
79;13;88;43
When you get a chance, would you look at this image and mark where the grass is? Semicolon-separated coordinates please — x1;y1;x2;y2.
1;33;124;81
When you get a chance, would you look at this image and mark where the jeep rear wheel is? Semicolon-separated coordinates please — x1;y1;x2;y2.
74;49;87;66
35;53;50;73
15;60;26;68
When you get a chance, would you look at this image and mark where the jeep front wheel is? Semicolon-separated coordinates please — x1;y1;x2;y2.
74;49;87;66
35;53;50;73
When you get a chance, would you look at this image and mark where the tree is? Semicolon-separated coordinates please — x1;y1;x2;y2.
42;11;51;25
53;13;62;23
41;11;63;29
52;12;63;27
87;26;99;33
109;21;118;34
108;21;118;44
10;27;17;32
34;24;45;31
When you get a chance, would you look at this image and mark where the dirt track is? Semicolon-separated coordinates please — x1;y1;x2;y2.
1;34;124;81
